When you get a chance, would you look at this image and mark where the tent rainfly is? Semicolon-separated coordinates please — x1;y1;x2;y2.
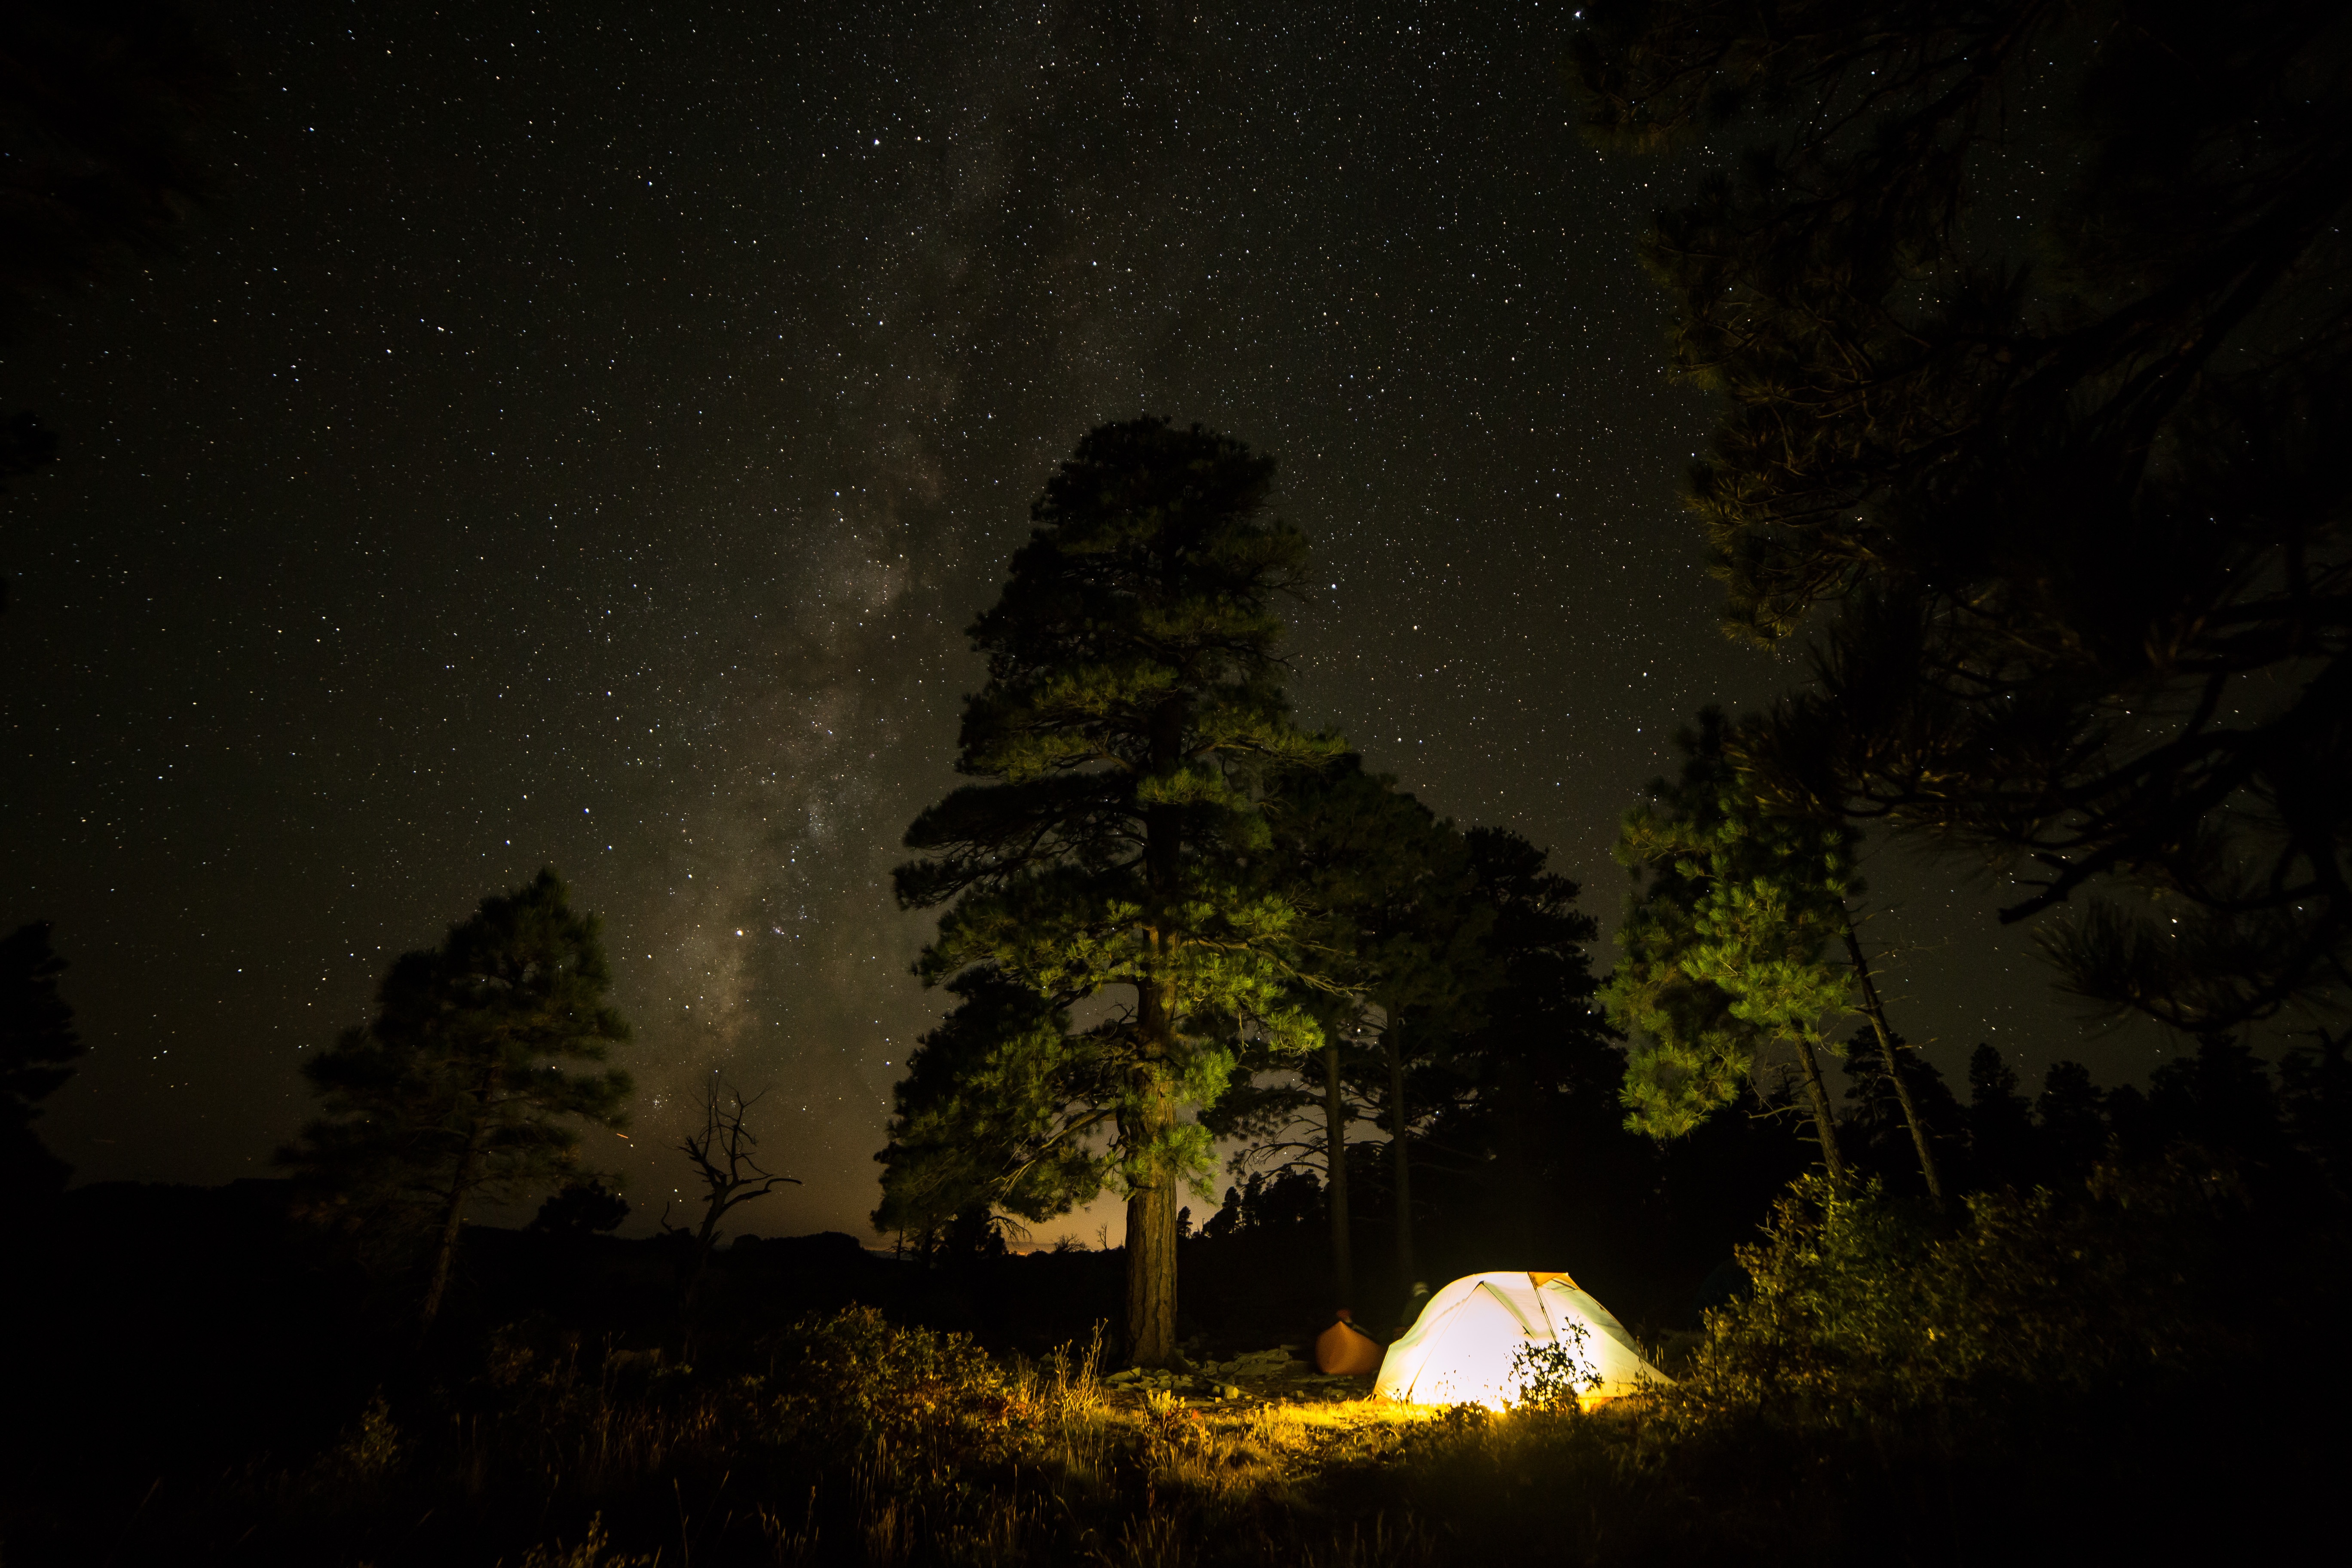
1373;1271;1669;1407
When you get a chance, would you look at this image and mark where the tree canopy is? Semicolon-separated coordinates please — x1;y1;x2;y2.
1573;0;2352;1028
0;921;83;1197
1603;710;1866;1183
888;416;1339;1363
279;869;634;1329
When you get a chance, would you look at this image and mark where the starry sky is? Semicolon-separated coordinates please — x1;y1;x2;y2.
1;0;2168;1240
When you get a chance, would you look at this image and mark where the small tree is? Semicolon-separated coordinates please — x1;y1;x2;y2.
532;1175;629;1236
889;417;1339;1365
1605;710;1945;1202
0;921;83;1198
280;870;633;1331
669;1077;799;1313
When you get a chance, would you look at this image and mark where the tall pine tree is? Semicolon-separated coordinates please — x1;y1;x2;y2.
891;418;1338;1365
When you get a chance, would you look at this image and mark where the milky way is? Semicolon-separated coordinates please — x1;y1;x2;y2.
1;0;2163;1240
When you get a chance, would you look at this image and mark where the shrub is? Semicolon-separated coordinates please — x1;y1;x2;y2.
763;1305;1040;1461
1659;1152;2248;1439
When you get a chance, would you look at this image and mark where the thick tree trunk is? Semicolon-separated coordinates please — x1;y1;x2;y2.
1792;1034;1849;1190
1122;1067;1181;1366
1841;911;1946;1207
419;1116;488;1335
1387;1020;1416;1287
1323;1039;1354;1308
1123;693;1189;1368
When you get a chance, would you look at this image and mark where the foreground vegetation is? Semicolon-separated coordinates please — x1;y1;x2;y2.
10;1138;2343;1567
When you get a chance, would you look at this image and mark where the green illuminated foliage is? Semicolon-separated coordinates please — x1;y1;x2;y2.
1662;1155;2241;1440
1602;710;1859;1178
885;417;1340;1362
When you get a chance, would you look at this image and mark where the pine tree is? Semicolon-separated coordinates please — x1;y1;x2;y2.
1424;828;1614;1262
1604;713;1848;1182
1204;756;1489;1305
873;972;1108;1246
891;418;1339;1365
2035;1061;2109;1184
1276;756;1487;1295
1965;1045;2035;1188
279;870;634;1331
1604;710;1945;1200
1573;1;2352;1028
0;921;83;1198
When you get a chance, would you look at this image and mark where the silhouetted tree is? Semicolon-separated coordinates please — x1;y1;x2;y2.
531;1175;629;1236
2147;1035;2288;1164
1421;828;1615;1260
1574;0;2352;1029
2035;1061;2109;1184
1965;1045;2036;1189
1210;756;1487;1304
279;870;634;1332
888;418;1339;1365
1837;1033;1961;1198
669;1077;799;1314
2280;1030;2352;1193
1202;1024;1366;1300
0;921;83;1197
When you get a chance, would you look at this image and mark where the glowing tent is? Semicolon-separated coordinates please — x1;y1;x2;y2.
1373;1271;1669;1407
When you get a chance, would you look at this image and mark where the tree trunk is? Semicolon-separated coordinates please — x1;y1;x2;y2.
683;1204;724;1315
1841;910;1946;1207
1497;1048;1536;1258
1323;1039;1354;1308
419;1115;488;1335
1792;1033;1849;1190
1123;692;1189;1368
1386;1019;1416;1287
1122;1066;1181;1366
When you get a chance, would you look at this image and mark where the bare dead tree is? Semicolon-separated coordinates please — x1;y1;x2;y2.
665;1076;799;1318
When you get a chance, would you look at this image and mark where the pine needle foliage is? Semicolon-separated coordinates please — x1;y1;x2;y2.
1659;1156;2246;1442
889;417;1341;1363
1571;0;2352;1028
279;869;633;1329
1603;710;1861;1180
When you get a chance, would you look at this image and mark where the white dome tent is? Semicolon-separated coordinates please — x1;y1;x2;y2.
1373;1271;1670;1408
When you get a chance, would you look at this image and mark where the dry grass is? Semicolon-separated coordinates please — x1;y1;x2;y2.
6;1290;1823;1564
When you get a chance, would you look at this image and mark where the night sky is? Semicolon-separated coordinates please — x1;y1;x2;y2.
2;0;2165;1241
